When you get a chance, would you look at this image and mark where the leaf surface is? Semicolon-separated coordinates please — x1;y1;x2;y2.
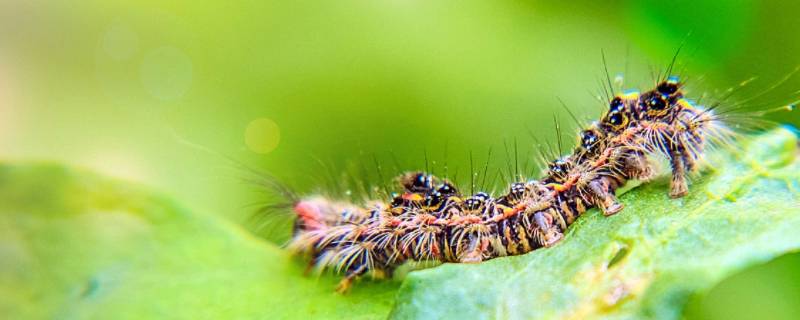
0;164;399;319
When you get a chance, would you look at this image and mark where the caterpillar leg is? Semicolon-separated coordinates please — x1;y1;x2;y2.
458;236;488;263
681;144;698;173
624;151;654;181
588;179;624;216
533;211;563;247
336;265;367;294
668;148;689;198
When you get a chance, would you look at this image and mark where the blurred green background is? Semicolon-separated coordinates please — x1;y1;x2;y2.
1;0;799;319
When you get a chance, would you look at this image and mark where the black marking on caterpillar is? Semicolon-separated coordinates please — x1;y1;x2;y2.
262;65;797;293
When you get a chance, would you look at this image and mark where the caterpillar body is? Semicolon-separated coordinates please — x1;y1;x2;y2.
280;75;738;293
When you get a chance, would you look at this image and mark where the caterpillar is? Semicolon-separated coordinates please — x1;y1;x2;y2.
268;70;791;293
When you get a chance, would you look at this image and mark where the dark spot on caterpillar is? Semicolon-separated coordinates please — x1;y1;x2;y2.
464;192;489;211
510;182;526;195
547;159;571;183
657;82;678;96
581;130;599;149
645;94;667;111
436;182;458;197
390;194;403;207
402;172;433;193
609;97;625;112
549;160;568;175
608;112;625;126
500;182;527;205
424;192;443;208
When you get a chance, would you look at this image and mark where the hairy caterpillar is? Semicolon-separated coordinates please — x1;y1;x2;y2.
265;68;794;293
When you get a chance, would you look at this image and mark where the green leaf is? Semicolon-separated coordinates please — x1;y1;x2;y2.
0;164;399;319
1;128;798;319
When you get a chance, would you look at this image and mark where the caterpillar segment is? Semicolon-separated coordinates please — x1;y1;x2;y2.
285;76;725;292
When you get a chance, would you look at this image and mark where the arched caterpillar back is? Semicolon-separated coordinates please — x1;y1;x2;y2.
274;74;780;293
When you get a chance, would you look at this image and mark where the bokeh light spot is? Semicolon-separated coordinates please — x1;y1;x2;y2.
101;23;138;61
245;118;281;154
140;47;192;101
